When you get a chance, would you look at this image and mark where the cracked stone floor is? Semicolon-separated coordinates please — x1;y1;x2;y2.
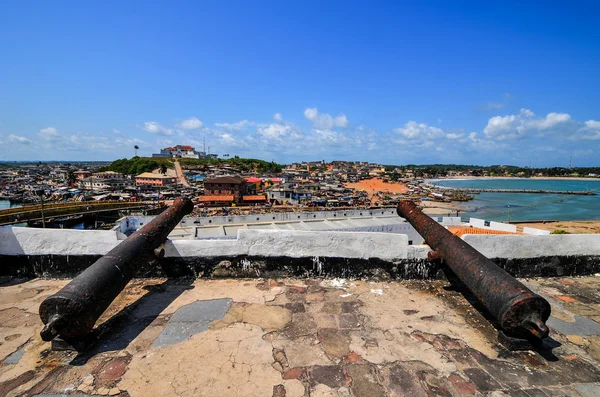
1;275;600;396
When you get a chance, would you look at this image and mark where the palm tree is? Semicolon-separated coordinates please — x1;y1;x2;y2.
160;164;168;175
67;170;77;187
134;145;139;157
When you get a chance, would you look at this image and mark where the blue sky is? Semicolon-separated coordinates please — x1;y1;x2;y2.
1;0;599;166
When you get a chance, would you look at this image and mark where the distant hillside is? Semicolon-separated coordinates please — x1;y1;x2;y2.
98;157;174;175
99;156;283;175
178;157;283;173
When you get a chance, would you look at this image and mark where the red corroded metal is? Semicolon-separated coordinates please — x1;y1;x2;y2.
397;200;551;339
39;197;194;343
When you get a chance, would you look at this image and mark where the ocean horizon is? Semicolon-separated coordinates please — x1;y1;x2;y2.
431;178;600;222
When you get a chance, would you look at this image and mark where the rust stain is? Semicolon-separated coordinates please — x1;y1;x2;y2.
555;295;578;303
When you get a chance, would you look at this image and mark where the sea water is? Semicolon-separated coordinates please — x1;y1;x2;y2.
430;178;600;222
0;200;17;210
0;200;93;229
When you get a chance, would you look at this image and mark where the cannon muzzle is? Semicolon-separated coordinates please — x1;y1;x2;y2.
397;200;551;339
39;197;194;343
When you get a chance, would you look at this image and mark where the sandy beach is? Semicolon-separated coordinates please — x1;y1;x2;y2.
344;178;408;204
419;200;466;216
516;220;600;234
344;178;466;214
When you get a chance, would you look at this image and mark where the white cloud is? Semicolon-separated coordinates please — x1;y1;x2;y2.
8;134;31;144
40;127;58;136
257;123;292;139
177;117;203;130
520;108;534;117
446;132;465;140
314;129;348;145
216;133;249;148
393;121;444;141
142;121;173;136
586;120;600;129
525;112;571;130
119;108;596;165
573;119;600;140
215;120;254;131
483;108;571;140
483;114;520;140
304;108;349;129
220;133;236;144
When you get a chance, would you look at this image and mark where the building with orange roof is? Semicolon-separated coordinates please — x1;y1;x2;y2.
448;226;522;238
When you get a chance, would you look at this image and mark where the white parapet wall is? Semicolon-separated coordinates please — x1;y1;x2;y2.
462;234;600;259
468;218;517;233
0;227;121;256
0;227;413;261
441;217;463;226
523;227;551;236
469;218;487;228
4;226;599;263
166;229;410;261
489;221;517;233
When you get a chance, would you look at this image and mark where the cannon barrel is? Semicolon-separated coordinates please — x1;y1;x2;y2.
39;197;194;342
397;200;550;339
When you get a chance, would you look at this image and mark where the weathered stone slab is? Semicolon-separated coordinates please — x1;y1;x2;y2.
152;298;232;347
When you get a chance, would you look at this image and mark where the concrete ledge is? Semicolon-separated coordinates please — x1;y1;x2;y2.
2;227;600;279
463;234;600;258
167;229;409;261
523;227;551;235
489;221;517;233
0;227;120;256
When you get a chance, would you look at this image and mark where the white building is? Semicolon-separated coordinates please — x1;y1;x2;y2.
152;145;212;159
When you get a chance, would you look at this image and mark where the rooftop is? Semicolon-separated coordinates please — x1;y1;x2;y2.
165;145;194;151
205;176;246;184
1;275;599;396
198;195;234;202
135;172;175;179
448;226;522;237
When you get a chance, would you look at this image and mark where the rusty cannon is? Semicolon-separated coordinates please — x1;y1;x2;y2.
39;197;194;345
397;200;551;341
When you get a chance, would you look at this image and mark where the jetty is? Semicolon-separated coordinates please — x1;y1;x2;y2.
0;200;156;226
436;187;596;196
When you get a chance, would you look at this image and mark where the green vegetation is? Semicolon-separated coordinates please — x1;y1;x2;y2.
99;156;283;175
551;229;570;234
382;164;600;178
98;157;173;175
179;157;283;173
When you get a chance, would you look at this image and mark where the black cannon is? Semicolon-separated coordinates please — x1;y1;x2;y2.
397;200;551;340
39;197;194;344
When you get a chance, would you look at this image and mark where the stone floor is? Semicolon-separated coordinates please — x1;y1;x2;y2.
1;275;600;397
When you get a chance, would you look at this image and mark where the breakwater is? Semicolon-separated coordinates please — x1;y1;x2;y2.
437;187;596;196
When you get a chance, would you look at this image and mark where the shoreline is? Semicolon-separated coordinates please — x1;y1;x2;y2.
419;200;466;216
428;176;600;182
515;220;600;234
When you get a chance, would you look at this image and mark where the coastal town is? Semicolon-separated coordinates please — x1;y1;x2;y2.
1;144;600;230
4;2;600;396
2;148;600;397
